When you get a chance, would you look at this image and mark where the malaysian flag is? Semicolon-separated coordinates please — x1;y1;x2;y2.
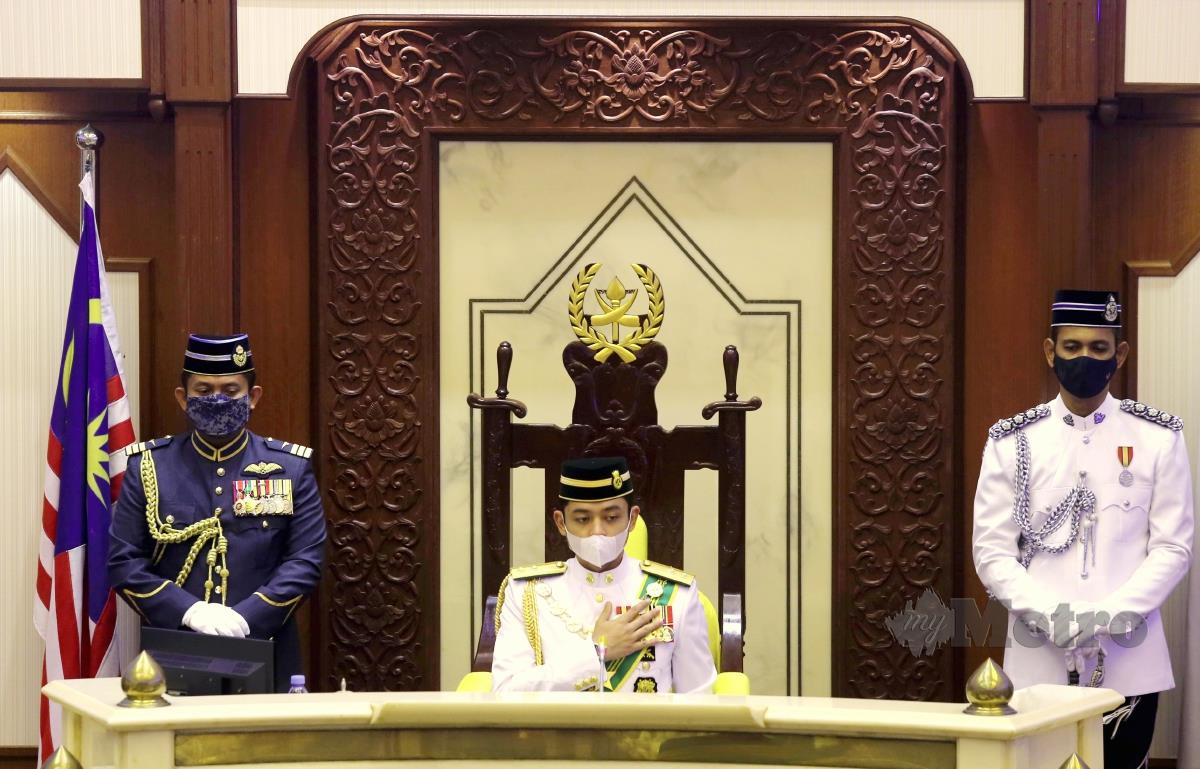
33;172;136;759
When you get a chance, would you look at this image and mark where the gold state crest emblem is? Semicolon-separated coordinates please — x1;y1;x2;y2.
567;263;665;363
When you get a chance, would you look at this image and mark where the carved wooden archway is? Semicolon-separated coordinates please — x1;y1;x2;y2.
309;18;965;700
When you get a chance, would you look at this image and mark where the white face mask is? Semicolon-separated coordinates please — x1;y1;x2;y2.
565;521;630;567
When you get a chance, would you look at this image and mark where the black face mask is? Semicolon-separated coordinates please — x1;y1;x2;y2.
1053;354;1118;399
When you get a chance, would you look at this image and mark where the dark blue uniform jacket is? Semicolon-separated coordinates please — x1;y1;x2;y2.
108;429;325;690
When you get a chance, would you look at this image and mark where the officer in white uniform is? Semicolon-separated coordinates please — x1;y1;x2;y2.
973;289;1193;769
492;457;717;694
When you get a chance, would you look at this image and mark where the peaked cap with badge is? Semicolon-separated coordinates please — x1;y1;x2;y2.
558;456;634;502
972;289;1194;707
491;457;716;694
109;332;326;691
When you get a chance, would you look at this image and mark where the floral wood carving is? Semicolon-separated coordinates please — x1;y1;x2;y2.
314;20;960;698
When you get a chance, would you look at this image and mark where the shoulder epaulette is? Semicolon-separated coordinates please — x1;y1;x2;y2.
987;405;1051;441
510;561;567;580
266;438;314;460
640;560;695;586
124;435;173;456
1120;399;1184;431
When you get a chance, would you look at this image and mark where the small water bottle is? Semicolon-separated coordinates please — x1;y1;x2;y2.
287;674;308;694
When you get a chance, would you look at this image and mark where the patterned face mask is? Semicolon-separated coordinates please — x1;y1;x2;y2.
186;394;250;438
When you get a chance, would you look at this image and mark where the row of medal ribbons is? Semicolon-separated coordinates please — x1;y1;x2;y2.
232;479;294;516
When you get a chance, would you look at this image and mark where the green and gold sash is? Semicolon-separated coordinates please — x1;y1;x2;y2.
604;576;677;692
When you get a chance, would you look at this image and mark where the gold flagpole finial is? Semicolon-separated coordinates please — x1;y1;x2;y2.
1056;753;1092;769
963;657;1016;715
40;746;82;769
118;650;171;708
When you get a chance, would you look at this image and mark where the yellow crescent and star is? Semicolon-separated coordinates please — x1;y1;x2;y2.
61;296;114;503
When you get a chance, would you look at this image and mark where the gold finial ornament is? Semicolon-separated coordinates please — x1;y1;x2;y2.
118;651;171;708
568;262;665;363
1057;754;1092;769
962;658;1016;715
40;747;83;769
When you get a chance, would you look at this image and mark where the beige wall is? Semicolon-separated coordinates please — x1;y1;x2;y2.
0;0;141;79
1138;264;1200;761
438;141;832;695
0;169;141;747
1124;0;1200;85
235;0;1025;98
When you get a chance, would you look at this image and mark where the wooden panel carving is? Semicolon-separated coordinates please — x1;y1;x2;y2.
312;20;963;699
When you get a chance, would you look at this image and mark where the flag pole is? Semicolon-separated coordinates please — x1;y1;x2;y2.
74;124;103;228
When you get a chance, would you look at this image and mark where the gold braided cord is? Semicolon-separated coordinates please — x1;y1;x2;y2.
494;574;510;634
140;449;228;603
522;580;543;666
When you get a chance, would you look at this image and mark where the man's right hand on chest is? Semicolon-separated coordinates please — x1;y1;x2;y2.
592;599;662;659
183;601;250;638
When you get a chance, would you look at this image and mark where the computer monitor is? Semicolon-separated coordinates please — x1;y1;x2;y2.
139;627;274;696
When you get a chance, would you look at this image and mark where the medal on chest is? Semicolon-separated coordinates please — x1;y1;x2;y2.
1117;446;1134;487
615;604;674;643
232;478;294;515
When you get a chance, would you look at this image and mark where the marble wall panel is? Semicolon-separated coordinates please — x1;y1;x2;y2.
438;140;832;695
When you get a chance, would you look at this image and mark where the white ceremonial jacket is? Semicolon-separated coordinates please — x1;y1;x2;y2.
973;393;1194;696
491;555;717;694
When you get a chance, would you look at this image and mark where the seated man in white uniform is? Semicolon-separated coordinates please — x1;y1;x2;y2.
492;456;717;693
973;289;1194;769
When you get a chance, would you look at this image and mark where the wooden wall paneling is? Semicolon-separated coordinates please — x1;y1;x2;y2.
961;101;1043;676
310;19;964;700
142;0;168;119
1036;112;1094;287
233;90;315;670
1031;0;1099;106
1029;0;1103;370
0;747;34;769
163;0;233;103
162;0;235;342
1030;0;1100;295
172;106;234;334
1096;0;1122;124
1094;100;1200;394
0;108;174;434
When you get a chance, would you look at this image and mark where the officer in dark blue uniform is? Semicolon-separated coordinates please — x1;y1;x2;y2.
109;333;325;691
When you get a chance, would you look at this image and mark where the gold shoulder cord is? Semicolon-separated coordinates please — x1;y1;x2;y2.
140;450;229;604
494;574;510;633
522;579;543;665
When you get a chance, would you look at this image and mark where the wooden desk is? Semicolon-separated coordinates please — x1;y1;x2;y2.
44;679;1122;768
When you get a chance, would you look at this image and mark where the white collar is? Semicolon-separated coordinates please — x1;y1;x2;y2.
1051;392;1117;432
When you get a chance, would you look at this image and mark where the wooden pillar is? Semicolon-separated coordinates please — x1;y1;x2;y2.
163;0;235;334
1030;0;1103;396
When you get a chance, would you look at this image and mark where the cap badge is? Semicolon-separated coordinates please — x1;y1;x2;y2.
567;263;665;364
1104;295;1119;323
233;345;248;367
611;470;623;490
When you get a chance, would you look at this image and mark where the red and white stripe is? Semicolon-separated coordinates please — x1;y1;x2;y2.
34;173;136;760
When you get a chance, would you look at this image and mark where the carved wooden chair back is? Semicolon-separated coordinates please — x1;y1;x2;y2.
468;340;760;673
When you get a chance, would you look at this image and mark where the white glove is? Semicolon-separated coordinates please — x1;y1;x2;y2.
1047;602;1105;649
182;601;250;638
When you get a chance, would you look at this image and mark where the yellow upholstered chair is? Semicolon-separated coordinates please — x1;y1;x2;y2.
457;515;749;694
